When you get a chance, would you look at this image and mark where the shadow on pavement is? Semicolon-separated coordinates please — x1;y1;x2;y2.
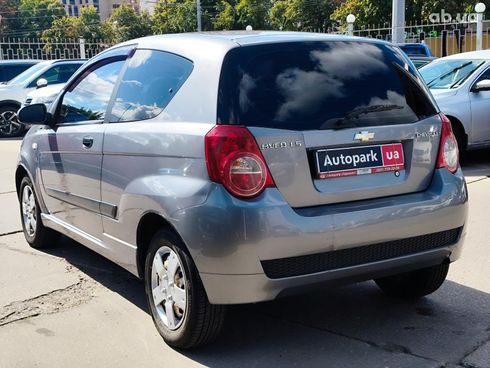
39;236;490;367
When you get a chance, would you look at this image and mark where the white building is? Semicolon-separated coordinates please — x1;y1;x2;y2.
60;0;140;20
139;0;156;15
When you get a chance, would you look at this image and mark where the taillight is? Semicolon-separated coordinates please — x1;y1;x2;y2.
436;112;459;173
205;125;275;198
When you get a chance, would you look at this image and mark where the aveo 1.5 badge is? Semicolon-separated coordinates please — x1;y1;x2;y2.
315;143;404;179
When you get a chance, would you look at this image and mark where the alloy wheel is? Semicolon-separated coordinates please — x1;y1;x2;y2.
21;185;37;237
151;246;187;330
0;110;22;136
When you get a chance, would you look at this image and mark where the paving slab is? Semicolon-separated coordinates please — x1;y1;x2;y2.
0;139;21;194
0;192;22;234
0;288;441;368
0;235;80;308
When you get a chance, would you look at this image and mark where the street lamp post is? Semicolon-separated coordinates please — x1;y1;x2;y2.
346;14;356;36
392;0;405;44
475;2;486;51
196;0;202;32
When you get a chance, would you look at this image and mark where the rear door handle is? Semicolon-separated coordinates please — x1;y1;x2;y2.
82;136;94;149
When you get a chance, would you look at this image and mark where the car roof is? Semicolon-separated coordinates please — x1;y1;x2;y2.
0;60;40;65
114;31;391;61
442;50;490;60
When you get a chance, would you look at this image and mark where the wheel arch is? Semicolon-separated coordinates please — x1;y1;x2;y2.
136;211;190;279
0;100;22;110
445;115;467;150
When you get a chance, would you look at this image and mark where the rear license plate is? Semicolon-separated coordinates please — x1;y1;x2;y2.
315;143;404;179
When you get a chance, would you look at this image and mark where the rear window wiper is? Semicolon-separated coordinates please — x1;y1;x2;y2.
321;104;404;130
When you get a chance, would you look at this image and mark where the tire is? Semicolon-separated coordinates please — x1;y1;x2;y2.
374;263;449;299
144;229;226;349
0;105;24;138
19;176;59;248
450;121;466;158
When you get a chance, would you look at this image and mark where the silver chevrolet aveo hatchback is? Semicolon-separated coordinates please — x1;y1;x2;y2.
17;32;468;349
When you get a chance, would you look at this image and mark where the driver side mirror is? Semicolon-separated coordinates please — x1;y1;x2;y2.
472;79;490;92
18;103;49;125
36;78;48;89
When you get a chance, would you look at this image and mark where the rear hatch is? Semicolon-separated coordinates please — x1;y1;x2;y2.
217;40;441;208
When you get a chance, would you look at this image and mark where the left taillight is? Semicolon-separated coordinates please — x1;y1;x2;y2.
205;125;275;199
436;112;459;173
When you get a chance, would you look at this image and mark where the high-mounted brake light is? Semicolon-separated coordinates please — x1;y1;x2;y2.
436;112;459;173
205;125;275;199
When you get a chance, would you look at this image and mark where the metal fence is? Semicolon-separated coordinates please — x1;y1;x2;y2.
350;20;490;57
1;20;489;61
0;38;112;60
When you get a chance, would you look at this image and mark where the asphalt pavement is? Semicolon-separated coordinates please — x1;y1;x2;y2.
1;138;489;368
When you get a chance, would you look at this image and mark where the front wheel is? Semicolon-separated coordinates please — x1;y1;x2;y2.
0;106;24;138
144;230;226;349
19;176;59;248
375;263;449;299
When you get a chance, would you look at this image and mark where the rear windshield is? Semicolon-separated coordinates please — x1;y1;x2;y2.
217;41;437;131
400;45;428;56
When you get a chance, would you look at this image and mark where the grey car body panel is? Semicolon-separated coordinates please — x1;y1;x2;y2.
17;32;468;305
38;123;105;239
250;115;440;208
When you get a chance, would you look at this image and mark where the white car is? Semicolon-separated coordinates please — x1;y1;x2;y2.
0;59;84;137
420;50;490;151
22;83;64;108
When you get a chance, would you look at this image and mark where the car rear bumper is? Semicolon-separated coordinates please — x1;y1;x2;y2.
171;167;468;304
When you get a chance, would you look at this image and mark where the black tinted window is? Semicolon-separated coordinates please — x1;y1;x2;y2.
60;61;123;123
476;67;490;81
110;49;193;122
0;64;35;82
30;64;81;87
218;41;437;131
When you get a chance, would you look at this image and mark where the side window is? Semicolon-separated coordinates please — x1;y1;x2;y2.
30;64;81;87
476;68;490;82
110;49;193;122
60;60;124;124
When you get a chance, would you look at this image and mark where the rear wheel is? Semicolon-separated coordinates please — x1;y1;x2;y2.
19;176;59;248
0;105;24;138
449;120;466;158
375;263;449;298
144;229;226;349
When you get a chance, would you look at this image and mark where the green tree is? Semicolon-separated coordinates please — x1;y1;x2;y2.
42;6;112;40
269;0;294;30
0;0;22;35
213;0;236;30
331;0;391;28
17;0;66;37
234;0;271;29
108;4;152;42
152;0;197;34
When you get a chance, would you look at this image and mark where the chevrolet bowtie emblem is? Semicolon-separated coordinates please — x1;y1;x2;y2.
354;131;375;142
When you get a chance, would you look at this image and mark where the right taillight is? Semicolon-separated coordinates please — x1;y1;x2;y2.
437;112;459;173
205;125;275;199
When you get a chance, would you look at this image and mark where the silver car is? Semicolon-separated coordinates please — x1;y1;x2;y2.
420;50;490;151
16;32;468;349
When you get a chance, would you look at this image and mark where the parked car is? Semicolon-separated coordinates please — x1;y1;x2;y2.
0;60;40;84
0;59;85;138
410;56;437;69
17;32;467;349
20;84;66;132
399;43;432;57
419;50;490;151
